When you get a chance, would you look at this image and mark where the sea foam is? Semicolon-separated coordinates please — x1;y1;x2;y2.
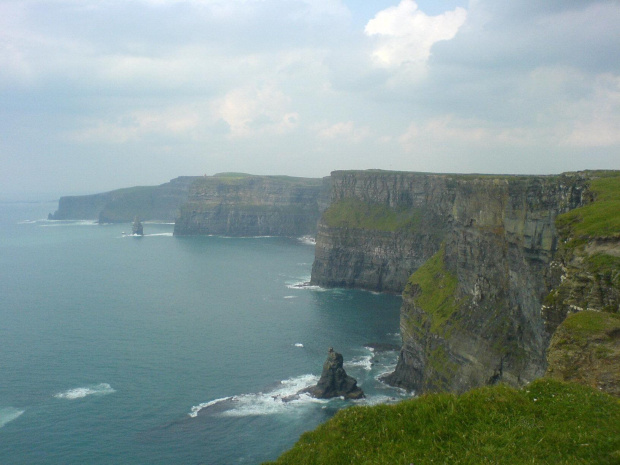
54;383;115;400
298;236;316;246
189;374;322;418
0;407;25;428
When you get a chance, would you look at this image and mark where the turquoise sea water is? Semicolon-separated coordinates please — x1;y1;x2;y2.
0;201;407;464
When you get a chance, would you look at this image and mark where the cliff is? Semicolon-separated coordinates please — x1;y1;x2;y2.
173;173;329;237
49;176;199;223
311;170;620;395
311;171;452;292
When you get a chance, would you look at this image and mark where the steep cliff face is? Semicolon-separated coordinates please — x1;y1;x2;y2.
311;171;452;292
311;170;615;394
173;174;328;237
49;176;198;223
385;175;589;393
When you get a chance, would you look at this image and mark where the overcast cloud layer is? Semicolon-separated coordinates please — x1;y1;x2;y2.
1;0;618;196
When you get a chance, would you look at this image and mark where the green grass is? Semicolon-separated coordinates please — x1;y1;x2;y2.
265;379;620;465
556;175;620;243
322;199;422;232
404;245;460;334
560;310;620;336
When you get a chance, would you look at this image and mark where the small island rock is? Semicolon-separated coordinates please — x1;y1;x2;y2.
132;217;143;236
304;348;364;400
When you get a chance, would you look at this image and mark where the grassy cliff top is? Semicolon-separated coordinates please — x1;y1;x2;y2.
556;175;620;242
203;173;323;185
265;379;620;465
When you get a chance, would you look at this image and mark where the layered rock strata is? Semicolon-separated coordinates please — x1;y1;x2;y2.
311;170;617;394
311;171;453;292
173;174;328;237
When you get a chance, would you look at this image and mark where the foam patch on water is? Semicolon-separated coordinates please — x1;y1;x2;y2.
0;407;25;428
298;236;316;246
189;374;322;418
286;280;325;291
345;355;373;371
294;343;304;348
54;383;115;400
41;220;98;227
283;295;297;299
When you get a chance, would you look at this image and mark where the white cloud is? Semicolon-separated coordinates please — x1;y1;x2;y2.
213;85;299;138
316;121;371;142
66;105;203;143
364;0;466;68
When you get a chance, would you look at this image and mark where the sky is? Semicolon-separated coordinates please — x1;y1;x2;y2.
1;0;619;196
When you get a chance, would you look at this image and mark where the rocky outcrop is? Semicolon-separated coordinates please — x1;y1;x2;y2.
546;311;620;397
49;176;199;223
311;170;620;395
132;217;143;236
304;348;364;399
173;174;328;237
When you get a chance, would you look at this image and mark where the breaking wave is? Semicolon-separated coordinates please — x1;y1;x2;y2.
0;407;25;428
41;220;98;227
189;374;323;418
298;236;316;246
54;383;116;400
286;279;325;291
345;354;373;371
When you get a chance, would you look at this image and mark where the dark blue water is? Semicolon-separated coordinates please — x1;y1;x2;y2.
0;201;406;464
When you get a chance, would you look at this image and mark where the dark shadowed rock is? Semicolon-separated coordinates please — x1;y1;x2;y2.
304;348;364;399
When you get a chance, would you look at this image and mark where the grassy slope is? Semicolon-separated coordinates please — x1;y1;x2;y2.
265;379;620;465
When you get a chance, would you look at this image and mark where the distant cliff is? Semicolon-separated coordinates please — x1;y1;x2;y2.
49;176;199;223
311;170;619;395
173;173;329;237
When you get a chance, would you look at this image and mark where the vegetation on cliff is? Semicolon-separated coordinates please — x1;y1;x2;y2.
547;311;620;397
556;174;620;247
545;174;620;319
322;199;422;232
265;379;620;465
404;245;459;334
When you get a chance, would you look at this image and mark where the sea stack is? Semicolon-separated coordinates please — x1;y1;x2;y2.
132;217;143;236
305;348;365;399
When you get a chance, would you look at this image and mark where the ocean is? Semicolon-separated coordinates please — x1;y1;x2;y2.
0;200;408;465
